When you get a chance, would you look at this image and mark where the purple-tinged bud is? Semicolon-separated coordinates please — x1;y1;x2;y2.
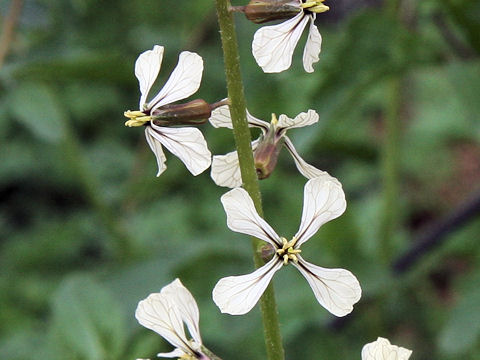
244;0;301;24
254;115;284;179
151;99;212;126
260;243;276;262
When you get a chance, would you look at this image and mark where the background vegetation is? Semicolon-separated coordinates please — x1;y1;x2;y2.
0;0;479;359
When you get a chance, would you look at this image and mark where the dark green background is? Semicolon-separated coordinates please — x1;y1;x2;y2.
1;0;479;359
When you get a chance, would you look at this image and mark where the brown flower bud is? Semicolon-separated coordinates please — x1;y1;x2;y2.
151;99;212;126
254;116;284;179
244;0;301;24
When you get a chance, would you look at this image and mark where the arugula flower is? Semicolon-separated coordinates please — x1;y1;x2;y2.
362;338;412;360
124;45;212;177
212;176;361;316
209;105;337;188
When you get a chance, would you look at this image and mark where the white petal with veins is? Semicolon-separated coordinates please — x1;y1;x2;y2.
149;124;211;176
135;292;188;354
277;109;319;130
161;279;202;347
294;176;346;246
252;12;309;73
361;337;412;360
135;45;164;110
302;15;322;73
212;258;283;315
209;105;269;131
156;348;186;358
221;187;280;246
292;256;361;317
211;140;259;188
145;127;167;177
148;51;203;111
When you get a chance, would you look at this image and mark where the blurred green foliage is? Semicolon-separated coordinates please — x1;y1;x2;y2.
0;0;479;359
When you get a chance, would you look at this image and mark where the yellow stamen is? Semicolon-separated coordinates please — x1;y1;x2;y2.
276;236;301;264
301;1;330;13
124;110;152;127
270;113;278;126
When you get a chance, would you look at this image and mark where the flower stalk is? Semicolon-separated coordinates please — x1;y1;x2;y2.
214;0;285;359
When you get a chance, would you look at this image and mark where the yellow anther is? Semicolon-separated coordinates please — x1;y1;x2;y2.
124;110;152;127
301;1;330;13
270;113;278;126
277;236;301;264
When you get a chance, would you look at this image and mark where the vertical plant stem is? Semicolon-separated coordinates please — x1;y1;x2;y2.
379;0;402;264
214;1;285;359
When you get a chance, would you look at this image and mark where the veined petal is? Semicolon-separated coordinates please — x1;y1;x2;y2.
283;136;340;184
302;15;322;73
148;51;203;111
149;124;211;176
294;176;346;246
209;105;269;131
293;256;361;317
145;127;167;177
135;45;164;110
252;12;309;73
211;140;260;188
221;187;280;246
212;258;283;315
361;337;412;360
276;109;319;130
157;348;186;359
161;279;202;347
135;293;189;353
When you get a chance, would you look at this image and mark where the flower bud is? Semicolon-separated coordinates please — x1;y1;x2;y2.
244;0;301;24
254;115;284;179
151;99;212;126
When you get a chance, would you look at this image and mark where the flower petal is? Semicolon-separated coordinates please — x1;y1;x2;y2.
148;51;203;111
252;12;309;73
293;256;361;317
212;258;283;315
135;45;164;110
145;127;167;177
135;292;189;353
361;337;412;360
276;109;319;130
302;15;322;73
283;136;340;184
211;140;260;188
157;348;186;359
161;279;202;347
209;105;269;131
221;187;280;246
294;176;346;246
149;124;211;176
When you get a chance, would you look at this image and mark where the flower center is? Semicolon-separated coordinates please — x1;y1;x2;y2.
276;236;302;265
124;110;152;127
301;0;329;13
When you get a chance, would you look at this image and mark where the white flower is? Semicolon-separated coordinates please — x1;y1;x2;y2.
135;279;207;360
251;0;329;73
212;176;361;316
125;45;211;177
362;337;412;360
209;104;338;188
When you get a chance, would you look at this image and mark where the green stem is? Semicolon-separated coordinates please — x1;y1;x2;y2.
214;1;285;359
379;0;402;264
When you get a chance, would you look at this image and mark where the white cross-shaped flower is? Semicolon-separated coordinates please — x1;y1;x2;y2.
125;45;211;177
212;176;361;316
251;0;329;73
209;104;338;188
135;279;208;360
362;337;412;360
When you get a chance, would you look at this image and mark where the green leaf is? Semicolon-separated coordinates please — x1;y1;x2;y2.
51;274;126;360
8;82;67;143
